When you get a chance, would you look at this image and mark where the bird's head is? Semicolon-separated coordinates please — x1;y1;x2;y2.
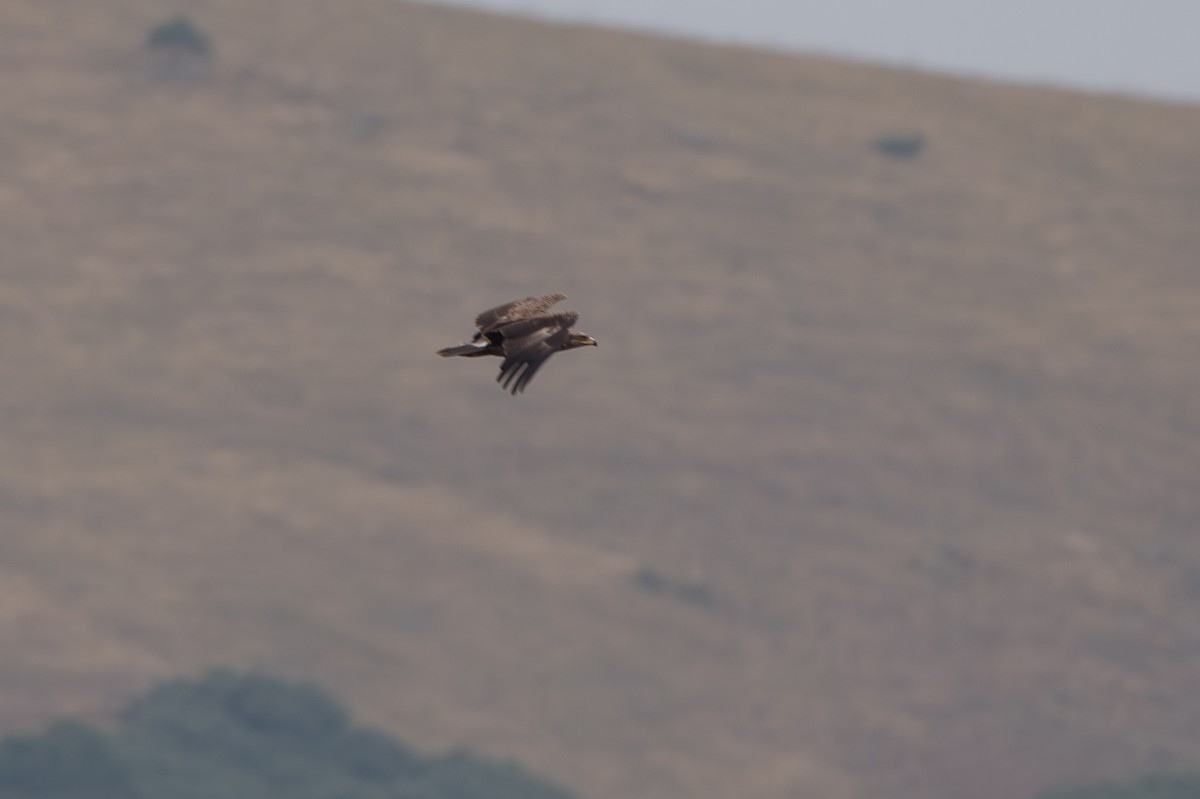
566;330;598;349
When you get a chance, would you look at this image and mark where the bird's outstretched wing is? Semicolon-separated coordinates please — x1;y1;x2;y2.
494;311;578;341
475;293;566;331
495;312;578;395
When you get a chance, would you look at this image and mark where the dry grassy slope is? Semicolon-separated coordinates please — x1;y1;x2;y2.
2;1;1200;798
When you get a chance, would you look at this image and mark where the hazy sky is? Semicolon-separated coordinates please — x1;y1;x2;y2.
420;0;1200;104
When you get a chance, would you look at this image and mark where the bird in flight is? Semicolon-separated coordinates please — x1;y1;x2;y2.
436;293;598;394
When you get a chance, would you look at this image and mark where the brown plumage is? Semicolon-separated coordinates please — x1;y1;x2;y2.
436;293;597;394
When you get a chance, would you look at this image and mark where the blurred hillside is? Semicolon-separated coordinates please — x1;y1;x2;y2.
1;1;1199;799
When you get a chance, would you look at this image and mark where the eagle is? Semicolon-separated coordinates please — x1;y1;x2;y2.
436;293;597;394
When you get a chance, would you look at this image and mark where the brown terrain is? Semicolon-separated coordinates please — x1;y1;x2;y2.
2;1;1199;798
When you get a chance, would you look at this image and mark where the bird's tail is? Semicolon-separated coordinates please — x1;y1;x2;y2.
436;341;488;357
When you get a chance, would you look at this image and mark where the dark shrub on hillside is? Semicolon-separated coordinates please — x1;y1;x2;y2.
145;16;212;57
872;131;925;159
143;16;213;82
0;721;139;799
0;671;576;799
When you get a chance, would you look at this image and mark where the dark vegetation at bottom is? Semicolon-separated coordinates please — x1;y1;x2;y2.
0;670;576;799
0;669;1192;799
1033;773;1200;799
